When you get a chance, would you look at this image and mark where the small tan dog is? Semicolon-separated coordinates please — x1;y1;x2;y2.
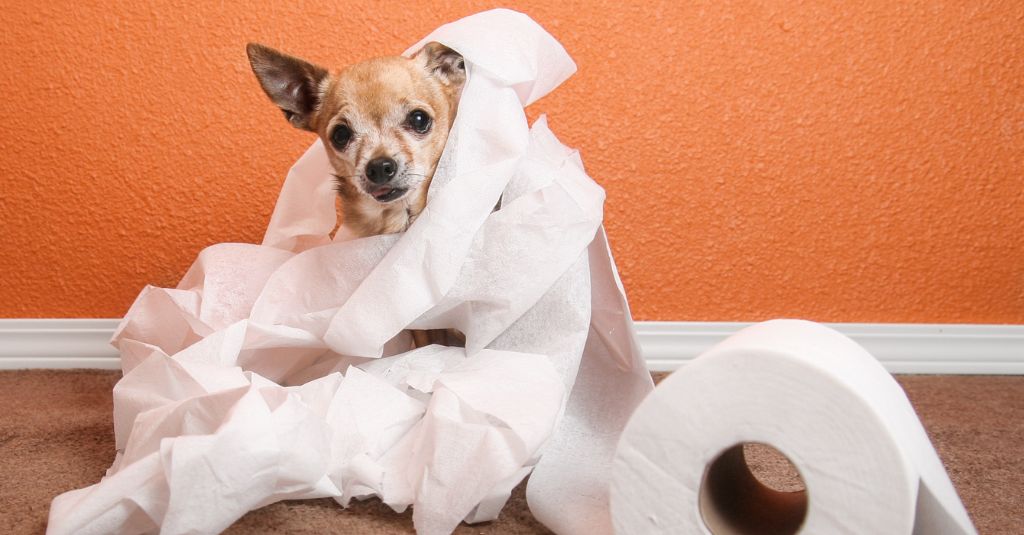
246;41;465;237
247;42;466;347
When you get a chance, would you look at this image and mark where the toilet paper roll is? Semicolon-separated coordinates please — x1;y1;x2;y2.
610;319;977;535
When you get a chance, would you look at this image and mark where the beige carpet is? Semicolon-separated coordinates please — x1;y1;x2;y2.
2;370;1021;534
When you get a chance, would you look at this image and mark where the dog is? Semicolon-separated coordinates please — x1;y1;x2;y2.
246;41;465;237
247;42;466;347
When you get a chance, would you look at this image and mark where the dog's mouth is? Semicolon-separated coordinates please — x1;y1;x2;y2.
368;185;408;203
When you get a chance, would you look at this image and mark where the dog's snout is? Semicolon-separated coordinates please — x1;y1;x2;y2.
366;157;398;184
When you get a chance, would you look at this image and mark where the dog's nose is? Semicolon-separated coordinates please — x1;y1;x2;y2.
366;157;398;184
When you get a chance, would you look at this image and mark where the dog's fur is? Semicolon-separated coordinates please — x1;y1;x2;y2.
248;42;467;347
247;42;465;237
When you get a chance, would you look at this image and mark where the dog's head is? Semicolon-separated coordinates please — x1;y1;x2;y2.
247;42;465;236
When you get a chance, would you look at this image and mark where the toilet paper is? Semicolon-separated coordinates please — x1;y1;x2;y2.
610;319;976;535
47;9;653;535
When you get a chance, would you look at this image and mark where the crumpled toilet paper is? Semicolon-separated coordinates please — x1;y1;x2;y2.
47;9;653;535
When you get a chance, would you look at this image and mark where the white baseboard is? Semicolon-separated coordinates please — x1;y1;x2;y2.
636;321;1024;375
1;319;1021;374
0;319;123;370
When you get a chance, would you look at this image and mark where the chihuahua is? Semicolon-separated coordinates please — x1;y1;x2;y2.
247;42;466;347
246;41;465;237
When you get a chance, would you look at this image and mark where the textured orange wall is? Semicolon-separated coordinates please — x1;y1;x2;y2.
1;1;1022;322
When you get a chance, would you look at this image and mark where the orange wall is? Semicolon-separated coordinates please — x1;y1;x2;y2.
1;1;1022;323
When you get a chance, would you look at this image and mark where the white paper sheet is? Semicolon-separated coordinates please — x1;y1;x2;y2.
48;8;653;535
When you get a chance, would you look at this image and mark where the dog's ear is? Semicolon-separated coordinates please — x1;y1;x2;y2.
415;42;465;87
246;43;329;131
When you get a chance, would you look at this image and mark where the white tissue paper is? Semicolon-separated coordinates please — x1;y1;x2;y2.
47;9;653;535
610;320;976;534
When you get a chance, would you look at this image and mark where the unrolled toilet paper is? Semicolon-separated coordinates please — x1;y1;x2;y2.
47;9;653;535
610;319;976;535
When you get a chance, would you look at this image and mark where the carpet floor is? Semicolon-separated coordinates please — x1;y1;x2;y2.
1;370;1021;534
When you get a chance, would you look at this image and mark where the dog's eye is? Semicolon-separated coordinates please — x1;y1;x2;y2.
406;109;432;134
330;125;352;149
